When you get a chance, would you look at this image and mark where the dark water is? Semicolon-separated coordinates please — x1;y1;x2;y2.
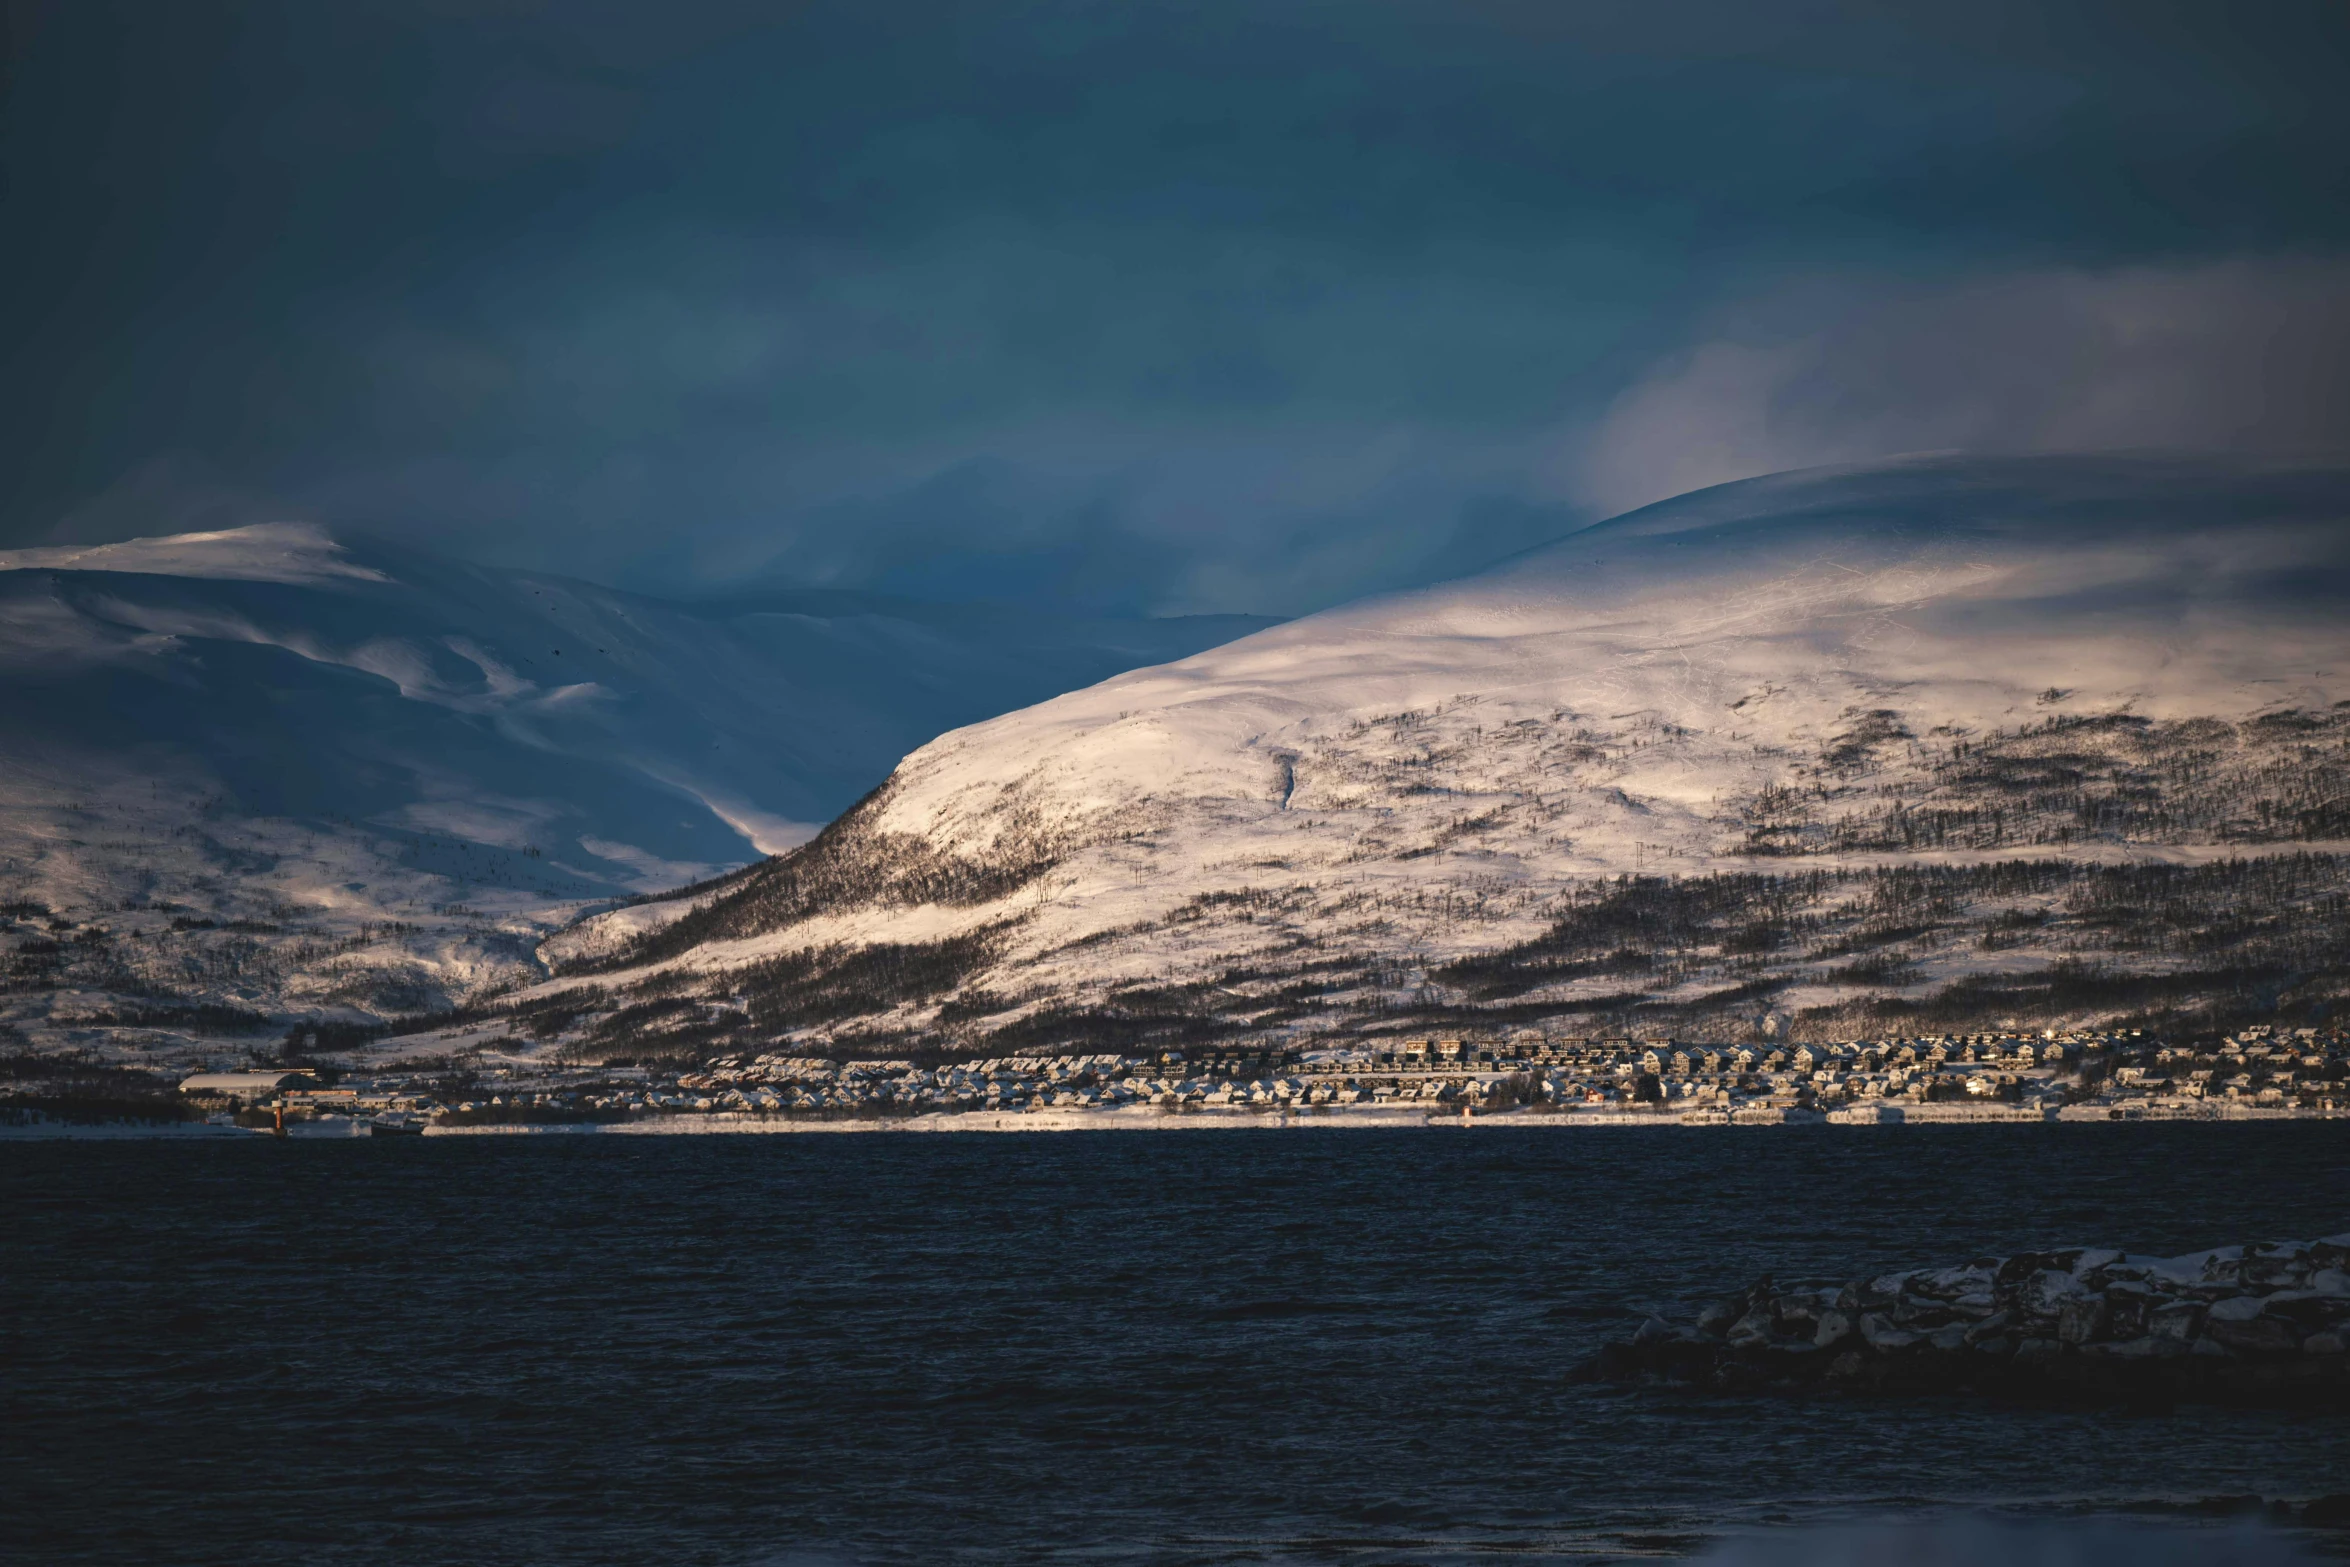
7;1124;2350;1566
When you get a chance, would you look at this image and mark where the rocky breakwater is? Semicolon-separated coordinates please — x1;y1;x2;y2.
1580;1235;2350;1408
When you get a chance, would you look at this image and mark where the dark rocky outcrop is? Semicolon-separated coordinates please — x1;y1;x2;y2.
1578;1235;2350;1409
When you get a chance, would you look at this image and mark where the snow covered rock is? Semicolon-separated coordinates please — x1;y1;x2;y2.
1580;1232;2350;1407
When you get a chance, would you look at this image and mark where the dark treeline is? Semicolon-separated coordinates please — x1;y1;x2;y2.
1740;707;2350;855
511;853;2350;1060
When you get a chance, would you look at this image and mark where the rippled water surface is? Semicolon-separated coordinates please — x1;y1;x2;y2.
8;1124;2350;1564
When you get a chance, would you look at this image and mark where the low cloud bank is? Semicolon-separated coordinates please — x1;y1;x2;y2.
1576;258;2350;518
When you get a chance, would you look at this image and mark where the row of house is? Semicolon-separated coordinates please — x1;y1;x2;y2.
181;1024;2349;1125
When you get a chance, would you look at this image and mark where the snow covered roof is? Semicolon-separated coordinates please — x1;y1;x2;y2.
178;1072;315;1095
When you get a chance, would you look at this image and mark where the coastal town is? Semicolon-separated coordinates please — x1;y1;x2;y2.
103;1022;2350;1135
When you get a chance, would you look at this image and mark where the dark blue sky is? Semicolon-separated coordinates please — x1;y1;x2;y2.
5;0;2346;614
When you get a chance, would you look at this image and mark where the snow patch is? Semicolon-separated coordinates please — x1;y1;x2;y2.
0;522;389;586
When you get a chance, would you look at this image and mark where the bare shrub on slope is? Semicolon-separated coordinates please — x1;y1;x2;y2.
1732;707;2350;855
578;782;1081;972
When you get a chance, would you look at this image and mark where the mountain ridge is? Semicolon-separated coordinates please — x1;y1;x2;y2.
529;453;2350;1059
0;523;1276;1054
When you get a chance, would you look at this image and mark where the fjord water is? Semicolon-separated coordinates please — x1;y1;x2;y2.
8;1126;2348;1565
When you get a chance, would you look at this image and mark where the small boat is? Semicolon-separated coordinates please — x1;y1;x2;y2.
368;1113;427;1137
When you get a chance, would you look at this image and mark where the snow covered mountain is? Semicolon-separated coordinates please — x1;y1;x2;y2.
0;523;1271;1052
539;454;2350;1057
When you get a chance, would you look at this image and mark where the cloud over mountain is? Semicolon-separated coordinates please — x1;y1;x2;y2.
8;2;2346;616
1577;260;2350;516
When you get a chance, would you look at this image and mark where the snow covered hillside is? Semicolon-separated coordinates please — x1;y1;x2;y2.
0;523;1270;1061
531;454;2350;1058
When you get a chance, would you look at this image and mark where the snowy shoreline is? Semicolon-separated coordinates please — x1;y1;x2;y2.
8;1100;2344;1140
